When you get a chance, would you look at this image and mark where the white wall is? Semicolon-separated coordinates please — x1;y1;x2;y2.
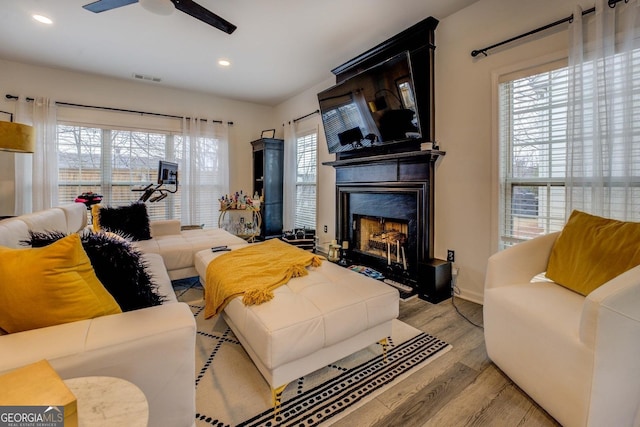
0;58;275;216
434;0;583;302
275;0;585;303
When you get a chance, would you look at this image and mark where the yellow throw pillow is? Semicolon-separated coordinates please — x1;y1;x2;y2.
0;234;121;333
546;210;640;295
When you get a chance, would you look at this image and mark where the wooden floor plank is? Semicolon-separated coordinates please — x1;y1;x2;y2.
335;295;559;426
371;363;479;427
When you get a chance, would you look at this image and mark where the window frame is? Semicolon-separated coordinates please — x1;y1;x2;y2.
493;57;570;251
294;128;318;230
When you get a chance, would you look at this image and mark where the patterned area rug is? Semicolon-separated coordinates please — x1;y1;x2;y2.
184;296;451;427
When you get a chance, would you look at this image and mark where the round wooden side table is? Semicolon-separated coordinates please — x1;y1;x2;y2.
64;376;149;427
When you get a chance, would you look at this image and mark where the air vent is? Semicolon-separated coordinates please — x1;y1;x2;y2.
132;73;162;83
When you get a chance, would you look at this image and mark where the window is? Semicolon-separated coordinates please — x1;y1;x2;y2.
174;131;228;228
58;123;225;225
294;130;317;229
499;50;640;250
58;125;178;221
498;64;569;249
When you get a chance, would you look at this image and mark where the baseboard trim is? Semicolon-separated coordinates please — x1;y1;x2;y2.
454;288;484;305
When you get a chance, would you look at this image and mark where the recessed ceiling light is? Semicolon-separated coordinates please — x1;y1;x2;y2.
33;14;53;25
218;59;231;67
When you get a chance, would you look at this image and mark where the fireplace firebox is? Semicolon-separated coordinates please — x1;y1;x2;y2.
354;215;409;267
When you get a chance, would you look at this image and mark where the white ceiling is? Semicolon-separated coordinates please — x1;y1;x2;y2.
0;0;479;106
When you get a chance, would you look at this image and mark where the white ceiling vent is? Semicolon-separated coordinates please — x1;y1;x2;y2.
132;73;162;83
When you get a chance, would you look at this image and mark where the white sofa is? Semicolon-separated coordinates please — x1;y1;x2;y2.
0;203;197;427
484;232;640;427
134;219;246;280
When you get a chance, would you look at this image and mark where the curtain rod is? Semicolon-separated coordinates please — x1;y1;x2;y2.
283;109;319;126
293;109;319;123
5;94;234;126
470;0;626;58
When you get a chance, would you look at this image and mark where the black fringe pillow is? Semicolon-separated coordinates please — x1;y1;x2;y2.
24;230;166;311
98;202;152;241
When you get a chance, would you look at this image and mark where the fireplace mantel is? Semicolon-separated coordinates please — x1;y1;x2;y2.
322;149;445;168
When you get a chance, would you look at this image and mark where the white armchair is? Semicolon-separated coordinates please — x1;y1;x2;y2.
484;232;640;427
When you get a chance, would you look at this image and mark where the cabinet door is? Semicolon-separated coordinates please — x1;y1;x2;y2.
251;138;284;239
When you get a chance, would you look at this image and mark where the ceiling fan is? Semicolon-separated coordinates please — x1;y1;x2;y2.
82;0;237;34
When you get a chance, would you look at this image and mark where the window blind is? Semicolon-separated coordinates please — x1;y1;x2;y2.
295;130;317;229
58;124;180;221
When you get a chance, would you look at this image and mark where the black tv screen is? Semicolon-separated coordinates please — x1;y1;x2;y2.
318;51;422;154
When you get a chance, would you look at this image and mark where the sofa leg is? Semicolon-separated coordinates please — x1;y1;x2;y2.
272;383;288;419
379;338;389;362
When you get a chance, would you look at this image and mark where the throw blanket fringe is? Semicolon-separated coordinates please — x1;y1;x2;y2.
204;239;323;318
242;288;274;305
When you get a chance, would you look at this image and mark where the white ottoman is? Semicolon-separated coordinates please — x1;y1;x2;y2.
194;245;399;399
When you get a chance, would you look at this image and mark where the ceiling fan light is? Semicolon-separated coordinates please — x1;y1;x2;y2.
139;0;175;16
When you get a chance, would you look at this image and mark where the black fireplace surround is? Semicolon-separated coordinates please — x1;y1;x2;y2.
327;151;450;303
322;17;451;303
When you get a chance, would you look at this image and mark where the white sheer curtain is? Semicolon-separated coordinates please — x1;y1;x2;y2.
566;0;640;220
14;96;58;214
179;117;229;228
283;121;297;231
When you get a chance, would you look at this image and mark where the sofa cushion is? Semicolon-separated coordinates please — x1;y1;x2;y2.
546;210;640;295
0;234;122;333
134;227;248;276
95;202;152;241
25;230;166;311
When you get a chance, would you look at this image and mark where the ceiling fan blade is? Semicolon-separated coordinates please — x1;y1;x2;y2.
170;0;237;34
83;0;139;13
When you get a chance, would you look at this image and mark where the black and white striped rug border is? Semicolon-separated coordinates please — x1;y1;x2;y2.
238;332;450;427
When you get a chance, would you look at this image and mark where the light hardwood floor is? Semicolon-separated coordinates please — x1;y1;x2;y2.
332;296;561;427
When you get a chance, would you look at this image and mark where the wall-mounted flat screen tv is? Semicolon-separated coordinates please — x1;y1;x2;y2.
317;51;421;154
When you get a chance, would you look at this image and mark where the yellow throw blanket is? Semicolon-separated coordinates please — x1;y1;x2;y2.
204;239;323;318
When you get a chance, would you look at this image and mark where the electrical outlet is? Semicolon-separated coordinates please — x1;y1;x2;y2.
324;225;328;233
447;249;455;263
